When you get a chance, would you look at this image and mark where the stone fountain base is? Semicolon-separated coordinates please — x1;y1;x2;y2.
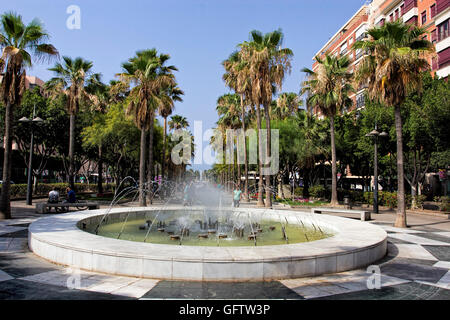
28;206;387;281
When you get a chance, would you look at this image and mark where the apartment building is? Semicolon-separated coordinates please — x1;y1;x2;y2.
311;0;450;113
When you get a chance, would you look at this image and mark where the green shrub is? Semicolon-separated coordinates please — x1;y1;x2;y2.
294;187;304;196
434;196;450;212
309;185;326;199
1;182;115;199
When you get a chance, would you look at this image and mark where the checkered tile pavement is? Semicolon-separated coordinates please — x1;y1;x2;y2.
0;218;449;300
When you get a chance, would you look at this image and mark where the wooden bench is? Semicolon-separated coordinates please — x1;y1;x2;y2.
36;202;100;214
311;207;371;221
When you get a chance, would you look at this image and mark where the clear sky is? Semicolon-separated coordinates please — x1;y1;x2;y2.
6;0;366;170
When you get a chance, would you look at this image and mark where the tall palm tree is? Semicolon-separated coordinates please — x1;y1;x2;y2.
47;56;96;189
354;21;434;228
158;85;184;180
302;54;353;206
240;29;293;208
216;94;242;187
0;12;58;219
223;50;252;200
118;49;177;205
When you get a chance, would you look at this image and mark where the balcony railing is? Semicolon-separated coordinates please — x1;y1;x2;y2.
436;0;450;16
356;33;366;42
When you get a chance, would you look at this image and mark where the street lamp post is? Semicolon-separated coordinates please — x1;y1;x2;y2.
19;105;44;206
366;125;388;214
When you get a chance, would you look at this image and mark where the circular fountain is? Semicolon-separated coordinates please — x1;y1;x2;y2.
29;205;387;281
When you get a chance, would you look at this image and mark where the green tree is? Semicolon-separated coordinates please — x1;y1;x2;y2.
240;29;293;207
0;12;58;218
354;21;434;228
46;56;97;189
302;54;353;206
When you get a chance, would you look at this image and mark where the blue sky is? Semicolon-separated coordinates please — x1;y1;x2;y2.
6;0;366;170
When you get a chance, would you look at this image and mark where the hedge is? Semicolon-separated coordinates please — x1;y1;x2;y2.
1;183;115;199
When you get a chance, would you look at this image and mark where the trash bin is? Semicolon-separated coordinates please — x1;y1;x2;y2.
344;196;352;209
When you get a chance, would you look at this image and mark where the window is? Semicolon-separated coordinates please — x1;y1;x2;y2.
431;4;436;18
437;19;449;42
395;9;399;21
390;13;394;22
356;93;365;109
400;4;405;16
432;29;437;44
422;11;427;25
340;42;348;55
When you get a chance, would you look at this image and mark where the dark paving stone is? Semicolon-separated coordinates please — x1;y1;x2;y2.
7;223;31;228
0;252;62;278
0;279;134;300
141;281;303;300
422;246;450;261
0;229;29;238
380;261;448;283
387;237;415;244
313;282;450;300
385;258;439;267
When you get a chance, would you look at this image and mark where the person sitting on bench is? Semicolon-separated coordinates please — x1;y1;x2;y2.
48;189;60;204
64;187;77;203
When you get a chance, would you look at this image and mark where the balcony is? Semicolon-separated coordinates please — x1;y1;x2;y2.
436;0;450;16
403;0;418;14
356;33;366;42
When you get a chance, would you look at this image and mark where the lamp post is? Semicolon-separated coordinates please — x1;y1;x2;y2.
366;125;388;214
19;105;44;206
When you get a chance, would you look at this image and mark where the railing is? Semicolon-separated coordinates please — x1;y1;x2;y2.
436;0;450;16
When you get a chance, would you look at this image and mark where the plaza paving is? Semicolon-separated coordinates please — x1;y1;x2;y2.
0;201;449;300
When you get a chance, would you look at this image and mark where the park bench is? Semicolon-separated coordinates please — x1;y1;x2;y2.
311;207;371;221
35;202;100;214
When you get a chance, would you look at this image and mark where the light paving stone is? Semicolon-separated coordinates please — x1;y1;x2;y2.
388;243;439;261
381;226;425;234
436;271;450;289
388;233;450;246
435;232;450;239
0;270;14;282
111;279;159;298
433;261;450;269
84;276;139;294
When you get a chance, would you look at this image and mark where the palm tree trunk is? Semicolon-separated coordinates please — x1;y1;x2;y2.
264;104;272;208
147;119;154;203
255;105;265;207
162;116;167;180
68;113;76;189
394;105;407;228
139;128;147;206
240;95;249;202
330;115;338;206
0;103;13;220
97;144;103;194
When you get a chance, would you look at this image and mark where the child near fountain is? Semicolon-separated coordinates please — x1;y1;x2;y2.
233;187;242;208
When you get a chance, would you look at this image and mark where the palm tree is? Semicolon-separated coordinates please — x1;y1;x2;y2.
223;50;252;200
118;49;177;205
273;92;302;120
216;94;242;188
168;115;190;181
158;85;184;180
354;21;434;228
168;115;189;131
302;54;353;206
0;12;58;219
47;56;96;189
240;29;293;208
